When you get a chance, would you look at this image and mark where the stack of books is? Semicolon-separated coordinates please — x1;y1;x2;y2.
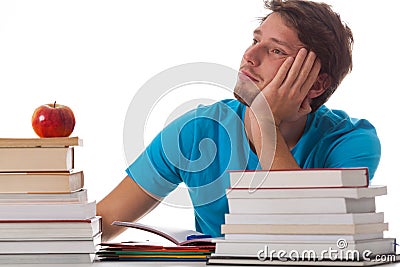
0;137;101;264
208;168;398;266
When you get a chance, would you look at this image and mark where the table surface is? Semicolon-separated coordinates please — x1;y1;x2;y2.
1;262;205;267
2;229;399;267
1;260;400;267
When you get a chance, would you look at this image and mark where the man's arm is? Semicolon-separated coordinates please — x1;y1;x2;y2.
249;48;321;169
96;176;161;242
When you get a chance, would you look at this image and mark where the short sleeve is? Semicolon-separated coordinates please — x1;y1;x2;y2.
125;110;197;198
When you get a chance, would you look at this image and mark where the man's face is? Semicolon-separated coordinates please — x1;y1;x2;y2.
234;12;304;106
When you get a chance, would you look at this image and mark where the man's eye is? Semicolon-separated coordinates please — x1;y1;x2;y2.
252;39;258;45
272;49;284;55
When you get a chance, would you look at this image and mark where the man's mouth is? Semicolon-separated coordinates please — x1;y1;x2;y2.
239;70;259;83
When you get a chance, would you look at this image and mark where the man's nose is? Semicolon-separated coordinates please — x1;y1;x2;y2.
243;45;260;66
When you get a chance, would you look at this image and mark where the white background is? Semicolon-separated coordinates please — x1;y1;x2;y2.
0;1;399;241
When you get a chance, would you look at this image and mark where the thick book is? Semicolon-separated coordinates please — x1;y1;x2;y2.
0;232;101;253
224;233;384;242
0;189;88;204
0;201;96;220
221;223;388;235
228;197;375;214
225;213;384;225
0;171;84;193
0;147;74;172
0;216;101;240
229;168;369;189
207;255;400;266
226;186;387;199
112;221;214;246
0;253;95;264
213;238;396;258
0;136;82;148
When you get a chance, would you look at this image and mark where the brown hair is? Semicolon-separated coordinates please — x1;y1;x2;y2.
263;0;353;112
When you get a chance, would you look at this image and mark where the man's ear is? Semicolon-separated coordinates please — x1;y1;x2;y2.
308;73;331;99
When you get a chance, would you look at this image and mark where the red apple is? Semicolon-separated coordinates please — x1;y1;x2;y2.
32;101;76;137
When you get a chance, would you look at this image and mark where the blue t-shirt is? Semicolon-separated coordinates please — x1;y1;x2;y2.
126;99;381;237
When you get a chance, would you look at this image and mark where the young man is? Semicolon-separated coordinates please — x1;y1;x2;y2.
97;0;380;241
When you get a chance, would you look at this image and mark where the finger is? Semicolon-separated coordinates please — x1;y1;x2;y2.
294;51;317;88
268;56;295;88
281;48;308;89
298;58;321;98
294;51;319;94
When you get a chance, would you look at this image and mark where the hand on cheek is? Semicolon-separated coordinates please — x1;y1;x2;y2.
250;48;321;127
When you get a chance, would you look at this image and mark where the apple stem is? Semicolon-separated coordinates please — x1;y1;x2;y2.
54;101;56;108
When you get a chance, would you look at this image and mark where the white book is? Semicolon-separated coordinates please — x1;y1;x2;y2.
221;223;388;235
224;233;384;242
0;201;96;220
0;253;95;264
228;197;375;214
226;186;387;199
0;216;101;240
225;213;384;225
229;168;368;189
0;233;101;253
0;189;88;204
213;238;396;258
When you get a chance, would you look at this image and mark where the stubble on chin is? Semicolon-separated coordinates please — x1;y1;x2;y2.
233;78;260;107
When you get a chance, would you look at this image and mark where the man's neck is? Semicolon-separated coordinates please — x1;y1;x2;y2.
244;108;308;153
279;116;308;150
